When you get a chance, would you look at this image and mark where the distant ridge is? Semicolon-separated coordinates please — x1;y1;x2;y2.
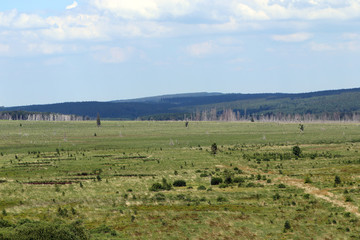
112;92;223;103
1;87;360;121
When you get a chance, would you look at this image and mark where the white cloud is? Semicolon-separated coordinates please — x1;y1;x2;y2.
310;41;360;51
0;43;9;53
43;57;65;66
229;0;360;21
187;41;215;57
90;0;196;20
342;33;360;40
66;1;78;10
234;3;269;20
272;32;312;42
92;46;135;63
42;14;108;40
0;10;47;29
27;43;64;54
310;42;335;51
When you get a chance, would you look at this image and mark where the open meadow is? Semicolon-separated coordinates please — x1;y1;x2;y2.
1;120;360;239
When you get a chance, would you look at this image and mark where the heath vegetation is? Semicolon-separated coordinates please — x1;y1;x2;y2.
0;121;360;239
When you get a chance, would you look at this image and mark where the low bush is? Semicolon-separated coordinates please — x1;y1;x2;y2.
153;193;166;201
91;224;111;234
173;180;186;187
149;178;172;191
304;176;312;184
216;196;228;202
233;177;245;183
211;177;223;185
149;183;163;191
224;176;233;184
0;220;88;240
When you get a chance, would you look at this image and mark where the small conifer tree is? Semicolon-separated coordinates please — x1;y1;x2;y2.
96;113;101;127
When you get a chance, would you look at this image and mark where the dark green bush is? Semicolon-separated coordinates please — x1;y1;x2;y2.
304;176;312;184
0;219;13;228
334;175;341;185
292;146;301;157
197;185;206;190
211;143;218;155
246;182;256;188
173;180;186;187
273;193;280;200
153;193;166;201
233;177;245;183
91;224;111;234
224;176;233;184
2;220;88;240
284;220;291;232
149;178;172;191
216;196;228;202
149;183;163;191
211;177;223;185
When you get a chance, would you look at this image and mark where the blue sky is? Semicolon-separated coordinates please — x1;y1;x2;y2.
1;0;360;106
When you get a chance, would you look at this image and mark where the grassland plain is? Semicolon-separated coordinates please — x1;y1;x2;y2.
0;120;360;239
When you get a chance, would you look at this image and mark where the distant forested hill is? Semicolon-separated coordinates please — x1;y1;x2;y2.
1;88;360;121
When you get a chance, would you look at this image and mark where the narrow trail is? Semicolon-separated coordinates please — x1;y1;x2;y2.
277;176;360;217
237;165;360;217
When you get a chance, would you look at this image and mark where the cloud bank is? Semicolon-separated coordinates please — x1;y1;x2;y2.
0;0;359;59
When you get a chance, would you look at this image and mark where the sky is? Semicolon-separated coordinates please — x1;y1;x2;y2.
1;0;360;107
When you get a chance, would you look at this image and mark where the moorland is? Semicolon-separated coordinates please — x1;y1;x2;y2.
0;120;360;239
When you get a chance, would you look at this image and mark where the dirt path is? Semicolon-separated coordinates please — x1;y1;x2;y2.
276;176;360;217
237;165;360;217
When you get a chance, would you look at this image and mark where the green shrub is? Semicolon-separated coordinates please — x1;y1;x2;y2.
0;219;13;228
211;177;223;185
173;180;186;187
197;185;206;190
224;176;233;184
92;224;111;234
149;179;172;191
334;175;341;185
304;176;312;184
211;143;218;155
246;182;256;188
284;220;291;232
3;220;88;240
345;196;353;202
233;177;245;183
149;183;163;191
176;194;186;200
273;193;280;200
292;146;301;157
153;193;166;201
216;196;228;202
278;184;286;188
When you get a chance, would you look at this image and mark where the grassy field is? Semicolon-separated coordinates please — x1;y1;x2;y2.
0;120;360;239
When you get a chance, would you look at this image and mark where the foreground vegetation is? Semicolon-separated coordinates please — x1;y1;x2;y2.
0;120;360;239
